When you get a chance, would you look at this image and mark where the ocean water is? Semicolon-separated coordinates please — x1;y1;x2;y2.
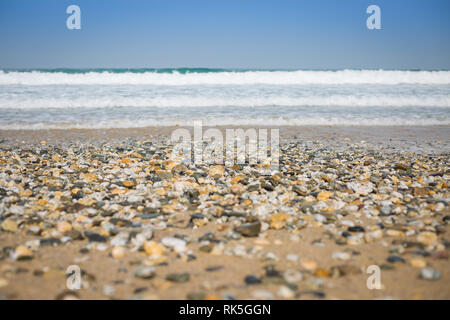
0;68;449;129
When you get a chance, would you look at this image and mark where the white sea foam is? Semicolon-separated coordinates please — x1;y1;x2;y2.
0;69;448;129
1;116;448;130
1;70;450;86
0;95;449;109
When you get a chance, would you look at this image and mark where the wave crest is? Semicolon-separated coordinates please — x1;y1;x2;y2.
1;70;450;86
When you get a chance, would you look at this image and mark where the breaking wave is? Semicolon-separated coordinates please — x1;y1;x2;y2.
1;69;450;86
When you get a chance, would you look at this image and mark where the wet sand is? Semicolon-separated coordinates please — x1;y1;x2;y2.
1;126;449;153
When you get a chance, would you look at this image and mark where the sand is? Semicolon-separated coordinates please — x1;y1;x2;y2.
0;125;449;300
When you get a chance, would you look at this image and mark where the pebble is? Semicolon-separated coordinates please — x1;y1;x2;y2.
417;232;438;246
347;182;373;195
111;246;126;259
205;266;223;272
332;252;351;261
187;292;206;300
251;289;274;300
395;163;409;171
234;221;261;237
1;219;18;232
297;290;325;299
301;260;318;271
134;266;156;279
244;275;262;285
85;232;107;243
419;268;441;281
57;221;72;233
11;246;33;261
387;256;405;264
348;226;365;233
208;165;225;178
166;273;190;283
283;270;303;283
231;184;246;194
40;238;62;247
103;285;115;297
55;291;80;300
144;241;165;257
380;205;392;216
161;237;186;253
317;191;332;201
313;214;327;223
409;258;427;268
277;286;295;298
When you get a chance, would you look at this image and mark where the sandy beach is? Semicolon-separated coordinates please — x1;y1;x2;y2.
1;0;450;309
0;125;448;299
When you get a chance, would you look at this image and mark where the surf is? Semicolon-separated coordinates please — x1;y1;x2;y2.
1;69;450;86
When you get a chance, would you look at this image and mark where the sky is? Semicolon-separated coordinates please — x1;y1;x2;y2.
0;0;449;69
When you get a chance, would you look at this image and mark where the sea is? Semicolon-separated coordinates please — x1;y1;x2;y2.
0;68;449;129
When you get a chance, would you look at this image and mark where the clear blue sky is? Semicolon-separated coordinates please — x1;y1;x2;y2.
0;0;449;69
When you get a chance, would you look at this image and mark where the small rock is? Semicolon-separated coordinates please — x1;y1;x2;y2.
187;292;206;300
234;221;261;237
251;289;274;300
395;163;409;171
297;290;325;299
277;286;295;298
419;268;440;281
134;266;156;279
57;221;72;233
409;258;426;268
166;272;190;283
1;219;18;232
387;255;405;264
85;232;107;243
11;245;33;261
161;237;186;253
40;237;62;247
247;184;260;192
317;191;332;201
332;252;351;261
208;165;225;178
231;184;245;194
122;180;136;188
244;275;261;285
347;182;373;195
205;266;223;272
103;285;115;297
283;270;303;283
301;260;317;271
261;183;274;191
313;214;327;223
293;185;309;196
55;290;80;300
144;241;165;257
348;226;365;233
380;205;392;216
112;246;126;259
417;232;437;246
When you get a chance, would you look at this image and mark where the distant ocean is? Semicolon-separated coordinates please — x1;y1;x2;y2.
0;68;449;129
